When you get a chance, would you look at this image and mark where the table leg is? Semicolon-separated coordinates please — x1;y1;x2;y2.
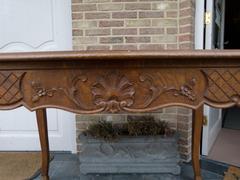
192;105;203;180
36;108;50;180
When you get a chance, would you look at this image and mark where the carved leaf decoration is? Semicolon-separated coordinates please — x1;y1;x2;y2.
68;75;88;107
30;71;198;113
139;74;163;107
139;73;197;108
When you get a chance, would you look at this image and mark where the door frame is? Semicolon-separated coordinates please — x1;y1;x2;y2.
195;0;224;156
195;0;205;49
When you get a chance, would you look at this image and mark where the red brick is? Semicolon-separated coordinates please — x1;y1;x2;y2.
179;34;193;42
139;11;164;18
100;37;123;44
152;19;177;27
140;28;164;35
152;2;178;10
139;44;165;50
112;12;137;19
125;3;151;10
85;12;110;19
179;43;193;49
72;4;97;12
73;29;83;36
178;138;191;146
125;36;150;43
112;45;138;50
167;28;178;34
72;21;97;29
73;45;85;50
98;4;123;11
152;35;177;43
126;19;151;27
178;130;192;139
164;107;178;113
73;37;97;44
166;11;178;18
180;25;192;34
87;45;110;50
112;28;137;35
85;29;110;36
177;107;192;114
99;20;124;27
177;115;191;123
161;113;178;121
72;13;83;20
177;122;192;130
180;8;193;17
180;0;192;9
167;44;178;49
179;17;193;26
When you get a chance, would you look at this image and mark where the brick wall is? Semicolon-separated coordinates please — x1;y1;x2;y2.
72;0;195;162
178;0;195;161
179;0;195;49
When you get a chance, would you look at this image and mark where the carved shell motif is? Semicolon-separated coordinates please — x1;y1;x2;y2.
91;72;135;113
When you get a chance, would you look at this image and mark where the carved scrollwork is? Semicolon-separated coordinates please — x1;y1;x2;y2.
139;74;172;107
31;74;89;107
60;74;88;108
29;70;201;113
91;72;135;113
139;73;197;108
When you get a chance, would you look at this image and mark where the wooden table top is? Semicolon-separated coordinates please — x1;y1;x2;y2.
0;50;239;113
0;50;240;69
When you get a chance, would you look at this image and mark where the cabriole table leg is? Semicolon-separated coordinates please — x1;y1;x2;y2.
192;105;203;180
36;108;50;180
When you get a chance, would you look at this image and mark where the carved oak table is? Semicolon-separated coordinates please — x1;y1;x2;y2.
0;50;239;180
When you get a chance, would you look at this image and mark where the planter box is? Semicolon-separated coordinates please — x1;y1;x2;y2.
79;134;181;175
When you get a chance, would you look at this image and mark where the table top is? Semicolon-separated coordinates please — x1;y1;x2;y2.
0;50;240;70
0;50;240;113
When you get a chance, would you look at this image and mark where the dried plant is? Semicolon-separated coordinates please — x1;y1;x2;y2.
83;120;119;141
83;116;175;141
127;116;170;136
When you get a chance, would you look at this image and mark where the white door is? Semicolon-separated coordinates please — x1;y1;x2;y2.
0;0;76;153
201;0;225;155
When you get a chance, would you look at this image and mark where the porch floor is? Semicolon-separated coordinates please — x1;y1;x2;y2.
208;128;240;167
34;153;224;180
